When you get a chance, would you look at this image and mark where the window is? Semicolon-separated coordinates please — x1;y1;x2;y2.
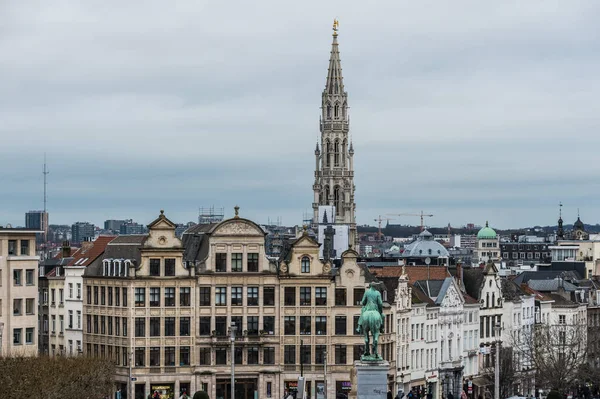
353;344;364;361
26;270;34;286
135;348;145;366
13;299;22;316
316;316;327;335
335;288;347;306
199;317;211;336
284;287;296;306
13;328;22;345
232;316;242;336
353;316;360;335
150;287;160;307
559;315;566;324
8;240;16;255
335;316;347;335
284;345;296;364
108;287;113;306
215;317;227;336
264;347;275;364
315;345;327;364
300;316;311;335
115;287;120;306
199;287;211;306
247;287;259;306
263;316;275;335
77;283;81;299
315;287;327;306
150;347;160;366
234;347;243;365
25;298;34;315
134;288;145;307
164;287;175;306
284;316;296;335
180;287;191;306
100;287;105;305
165;317;175;336
248;346;259;364
13;270;22;286
216;348;227;365
215;287;227;306
150;317;160;337
200;347;212;365
231;287;242;306
135;318;145;337
25;328;34;344
354;288;365;305
20;240;30;256
231;253;242;272
263;287;275;306
123;317;127;336
180;346;190;366
180;317;191;336
150;259;160;276
164;258;175;276
68;310;73;328
301;345;311;365
247;316;259;335
247;253;259;272
215;253;227;272
87;286;92;304
165;347;176;366
77;311;81;329
300;287;311;306
108;316;113;335
335;344;347;364
301;256;310;273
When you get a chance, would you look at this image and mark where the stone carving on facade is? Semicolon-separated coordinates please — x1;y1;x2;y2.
215;221;260;236
322;263;331;274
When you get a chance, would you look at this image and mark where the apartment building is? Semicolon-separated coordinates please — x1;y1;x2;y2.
84;212;197;398
0;227;40;356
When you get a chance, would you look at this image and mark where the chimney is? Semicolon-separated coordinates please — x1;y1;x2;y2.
61;241;71;258
81;237;94;252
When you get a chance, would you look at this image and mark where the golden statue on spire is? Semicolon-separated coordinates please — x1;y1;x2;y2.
333;18;339;35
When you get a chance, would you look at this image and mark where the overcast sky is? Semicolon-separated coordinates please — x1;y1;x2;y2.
1;1;599;230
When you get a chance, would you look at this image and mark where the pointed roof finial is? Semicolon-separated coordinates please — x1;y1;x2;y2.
333;18;339;36
559;201;563;218
234;205;240;219
160;209;165;217
485;221;489;228
302;224;308;236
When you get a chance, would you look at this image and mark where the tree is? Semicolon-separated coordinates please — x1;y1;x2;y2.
511;320;588;394
0;355;115;399
479;344;520;399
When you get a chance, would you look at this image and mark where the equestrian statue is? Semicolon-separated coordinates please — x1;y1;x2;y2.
356;282;384;361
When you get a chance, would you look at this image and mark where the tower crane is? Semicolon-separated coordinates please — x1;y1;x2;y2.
386;211;434;231
373;215;396;240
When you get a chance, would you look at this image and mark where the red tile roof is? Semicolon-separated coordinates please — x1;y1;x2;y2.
67;236;116;267
369;266;451;284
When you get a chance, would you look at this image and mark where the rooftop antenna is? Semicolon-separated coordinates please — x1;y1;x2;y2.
559;202;563;218
43;153;49;260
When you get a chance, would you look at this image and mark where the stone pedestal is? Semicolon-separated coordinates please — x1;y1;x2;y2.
349;360;389;399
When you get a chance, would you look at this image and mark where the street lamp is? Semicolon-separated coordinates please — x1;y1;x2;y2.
230;322;236;399
494;323;501;399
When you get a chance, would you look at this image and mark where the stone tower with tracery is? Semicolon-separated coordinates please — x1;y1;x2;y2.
312;20;357;247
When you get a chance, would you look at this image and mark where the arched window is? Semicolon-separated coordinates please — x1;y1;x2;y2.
334;140;340;166
326;140;331;167
301;256;310;273
334;104;339;119
492;293;495;308
334;186;341;216
326;104;332;119
342;139;347;166
342;102;347;118
324;185;330;205
334;82;338;94
486;293;490;308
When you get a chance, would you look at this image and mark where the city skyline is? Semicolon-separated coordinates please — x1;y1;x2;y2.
2;2;600;229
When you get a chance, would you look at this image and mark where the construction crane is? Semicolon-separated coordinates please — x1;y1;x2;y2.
387;211;434;231
374;215;396;240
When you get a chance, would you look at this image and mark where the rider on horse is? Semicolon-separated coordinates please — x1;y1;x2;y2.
356;282;385;359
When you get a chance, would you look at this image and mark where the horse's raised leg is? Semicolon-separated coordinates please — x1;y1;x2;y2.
364;328;371;356
372;330;380;359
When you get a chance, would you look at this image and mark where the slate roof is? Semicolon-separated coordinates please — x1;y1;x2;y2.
401;230;450;258
463;268;485;300
527;278;578;293
519;284;553;302
501;278;528;301
413;279;446;300
107;235;147;245
512;270;581;285
546;293;579;307
411;283;436;306
86;235;146;276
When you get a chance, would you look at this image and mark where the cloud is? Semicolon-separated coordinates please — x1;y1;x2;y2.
1;1;599;229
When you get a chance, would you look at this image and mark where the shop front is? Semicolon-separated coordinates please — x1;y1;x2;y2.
335;380;352;399
216;378;257;399
426;372;438;399
150;384;175;399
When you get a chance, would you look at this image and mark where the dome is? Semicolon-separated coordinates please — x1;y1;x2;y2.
477;221;497;240
401;229;449;258
574;217;584;230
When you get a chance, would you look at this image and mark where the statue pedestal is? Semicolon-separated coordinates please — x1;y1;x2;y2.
349;360;389;399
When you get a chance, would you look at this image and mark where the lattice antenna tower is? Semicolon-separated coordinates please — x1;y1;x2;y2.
43;153;49;260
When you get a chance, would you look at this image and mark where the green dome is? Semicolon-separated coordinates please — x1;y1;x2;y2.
477;221;497;240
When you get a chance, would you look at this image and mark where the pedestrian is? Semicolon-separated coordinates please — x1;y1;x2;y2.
448;392;455;399
396;390;404;399
179;389;189;399
388;391;393;399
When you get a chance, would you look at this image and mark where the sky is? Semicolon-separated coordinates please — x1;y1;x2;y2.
1;1;600;230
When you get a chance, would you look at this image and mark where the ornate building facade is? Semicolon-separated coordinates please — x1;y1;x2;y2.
312;21;357;247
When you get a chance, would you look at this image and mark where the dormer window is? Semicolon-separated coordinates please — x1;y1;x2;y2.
301;256;310;273
149;259;160;276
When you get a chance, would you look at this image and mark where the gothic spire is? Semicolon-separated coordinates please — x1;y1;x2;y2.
325;19;344;96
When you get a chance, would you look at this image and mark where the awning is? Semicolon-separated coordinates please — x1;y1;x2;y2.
471;376;493;387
